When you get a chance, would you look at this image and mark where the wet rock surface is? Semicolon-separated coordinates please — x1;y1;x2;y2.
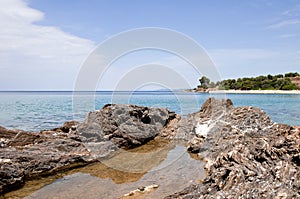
0;104;177;195
166;98;300;198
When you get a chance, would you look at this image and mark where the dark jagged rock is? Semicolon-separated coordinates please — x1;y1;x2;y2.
0;104;177;194
166;98;300;198
77;104;176;149
0;128;90;194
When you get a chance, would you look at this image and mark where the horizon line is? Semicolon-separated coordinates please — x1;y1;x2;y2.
0;89;186;92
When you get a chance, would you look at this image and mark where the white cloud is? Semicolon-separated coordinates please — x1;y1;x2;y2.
267;19;300;29
0;0;95;90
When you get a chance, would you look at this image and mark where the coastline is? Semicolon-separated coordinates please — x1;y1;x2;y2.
1;98;300;198
208;89;300;94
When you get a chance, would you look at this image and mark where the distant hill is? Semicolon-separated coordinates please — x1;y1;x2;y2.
196;72;300;91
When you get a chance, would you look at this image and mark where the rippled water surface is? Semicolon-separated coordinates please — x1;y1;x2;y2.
0;91;299;131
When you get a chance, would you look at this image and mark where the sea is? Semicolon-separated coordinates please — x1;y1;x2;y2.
0;91;299;131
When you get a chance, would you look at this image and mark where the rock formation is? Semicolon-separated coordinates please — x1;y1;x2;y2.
1;98;299;198
0;125;90;194
0;104;177;194
166;98;300;198
77;104;176;148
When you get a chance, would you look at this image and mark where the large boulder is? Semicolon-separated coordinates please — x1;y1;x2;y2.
77;104;176;149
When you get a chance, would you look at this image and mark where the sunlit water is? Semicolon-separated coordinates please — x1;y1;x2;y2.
4;140;205;199
0;91;299;131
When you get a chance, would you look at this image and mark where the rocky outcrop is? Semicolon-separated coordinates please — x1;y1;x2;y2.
166;98;300;198
0;104;177;194
172;98;234;142
1;98;299;198
0;128;90;194
77;104;176;149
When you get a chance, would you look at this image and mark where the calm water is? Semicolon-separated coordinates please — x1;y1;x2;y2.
5;141;206;199
0;91;299;131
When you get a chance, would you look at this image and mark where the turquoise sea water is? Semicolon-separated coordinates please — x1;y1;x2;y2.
0;91;299;131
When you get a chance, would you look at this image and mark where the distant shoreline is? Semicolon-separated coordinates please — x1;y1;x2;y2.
1;90;300;95
208;90;300;94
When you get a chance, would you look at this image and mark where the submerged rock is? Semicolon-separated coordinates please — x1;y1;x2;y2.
120;184;159;199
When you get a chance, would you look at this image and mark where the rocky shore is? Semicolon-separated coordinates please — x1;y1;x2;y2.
166;98;300;198
1;98;299;198
0;104;177;195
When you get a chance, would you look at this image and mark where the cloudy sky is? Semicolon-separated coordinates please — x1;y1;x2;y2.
0;0;300;90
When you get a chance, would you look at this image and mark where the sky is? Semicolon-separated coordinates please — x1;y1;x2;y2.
0;0;300;90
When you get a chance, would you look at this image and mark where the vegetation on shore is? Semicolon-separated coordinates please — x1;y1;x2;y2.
197;72;300;91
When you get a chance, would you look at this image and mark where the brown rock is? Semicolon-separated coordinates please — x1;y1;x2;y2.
0;127;91;194
50;121;79;133
0;104;179;194
77;104;178;149
166;98;300;198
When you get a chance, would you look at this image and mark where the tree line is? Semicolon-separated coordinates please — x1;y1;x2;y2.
198;72;299;90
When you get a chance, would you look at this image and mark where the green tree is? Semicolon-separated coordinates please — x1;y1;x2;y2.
208;82;216;88
199;76;210;88
267;74;273;80
196;72;299;91
261;80;274;90
275;74;284;79
285;72;300;77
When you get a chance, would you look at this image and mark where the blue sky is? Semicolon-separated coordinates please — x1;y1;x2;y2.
0;0;299;90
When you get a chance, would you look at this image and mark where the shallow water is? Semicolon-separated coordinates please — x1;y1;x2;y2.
4;140;205;199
